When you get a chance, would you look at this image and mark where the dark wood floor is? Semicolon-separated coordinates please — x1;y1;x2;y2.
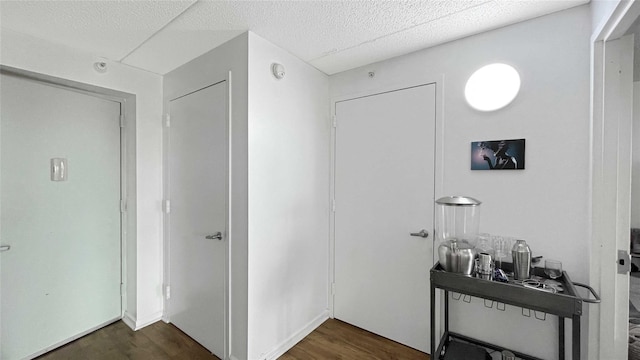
37;318;429;360
280;319;429;360
36;320;219;360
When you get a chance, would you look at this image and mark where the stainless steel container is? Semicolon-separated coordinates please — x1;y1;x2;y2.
475;252;493;280
438;239;477;276
478;253;492;272
512;239;532;280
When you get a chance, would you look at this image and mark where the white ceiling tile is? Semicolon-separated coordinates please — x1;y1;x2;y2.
219;0;490;61
0;0;196;60
310;0;589;74
121;29;246;74
120;1;249;74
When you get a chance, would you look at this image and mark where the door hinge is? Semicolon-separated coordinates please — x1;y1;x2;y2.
119;114;125;128
164;114;171;128
165;285;171;300
332;198;336;212
331;283;335;296
120;199;127;213
332;115;337;128
120;283;125;296
163;199;171;214
618;249;631;274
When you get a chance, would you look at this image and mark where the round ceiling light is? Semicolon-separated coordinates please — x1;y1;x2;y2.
464;63;520;112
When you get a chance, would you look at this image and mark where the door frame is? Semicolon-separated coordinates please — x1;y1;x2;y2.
329;77;445;342
162;75;231;359
589;2;640;358
0;65;136;344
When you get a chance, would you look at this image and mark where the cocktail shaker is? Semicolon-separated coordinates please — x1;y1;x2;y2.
512;239;531;280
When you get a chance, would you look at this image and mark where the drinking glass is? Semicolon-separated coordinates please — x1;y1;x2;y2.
476;233;494;257
492;236;512;269
544;259;563;279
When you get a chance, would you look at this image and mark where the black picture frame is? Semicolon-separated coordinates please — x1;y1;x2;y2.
471;138;525;170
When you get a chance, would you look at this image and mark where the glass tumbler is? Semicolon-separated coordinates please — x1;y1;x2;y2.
476;233;494;257
492;236;513;269
544;259;563;279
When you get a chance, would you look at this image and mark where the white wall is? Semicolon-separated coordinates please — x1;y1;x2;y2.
246;33;330;360
632;81;640;229
163;32;330;360
163;33;250;360
331;6;590;359
0;29;164;329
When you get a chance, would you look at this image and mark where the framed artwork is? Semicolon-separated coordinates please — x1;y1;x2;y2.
471;138;525;170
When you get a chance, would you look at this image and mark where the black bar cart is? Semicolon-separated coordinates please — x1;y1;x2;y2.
430;262;600;360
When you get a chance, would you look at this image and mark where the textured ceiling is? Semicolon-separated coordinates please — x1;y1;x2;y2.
0;1;197;61
0;0;589;75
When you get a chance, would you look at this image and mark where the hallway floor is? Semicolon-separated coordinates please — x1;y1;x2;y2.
36;320;218;360
36;318;429;360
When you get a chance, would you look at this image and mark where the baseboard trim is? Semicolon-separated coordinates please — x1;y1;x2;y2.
122;312;137;330
261;310;329;360
24;316;120;359
134;311;164;330
122;311;163;331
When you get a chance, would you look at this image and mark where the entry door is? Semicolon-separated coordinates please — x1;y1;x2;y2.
334;84;436;353
0;74;122;359
168;81;227;358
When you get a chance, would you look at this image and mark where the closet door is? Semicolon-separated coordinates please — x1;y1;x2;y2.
334;84;436;352
168;81;227;358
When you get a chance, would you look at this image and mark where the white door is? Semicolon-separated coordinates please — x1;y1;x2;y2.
599;34;634;358
168;81;227;358
0;74;122;359
334;84;436;353
591;3;640;357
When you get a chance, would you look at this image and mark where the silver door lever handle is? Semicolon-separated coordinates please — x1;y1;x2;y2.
0;245;10;252
410;230;429;238
205;232;223;240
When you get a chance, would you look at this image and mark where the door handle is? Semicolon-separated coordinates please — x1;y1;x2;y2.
410;230;429;238
205;232;223;241
0;245;10;252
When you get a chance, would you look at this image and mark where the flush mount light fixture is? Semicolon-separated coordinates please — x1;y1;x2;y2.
464;63;520;112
